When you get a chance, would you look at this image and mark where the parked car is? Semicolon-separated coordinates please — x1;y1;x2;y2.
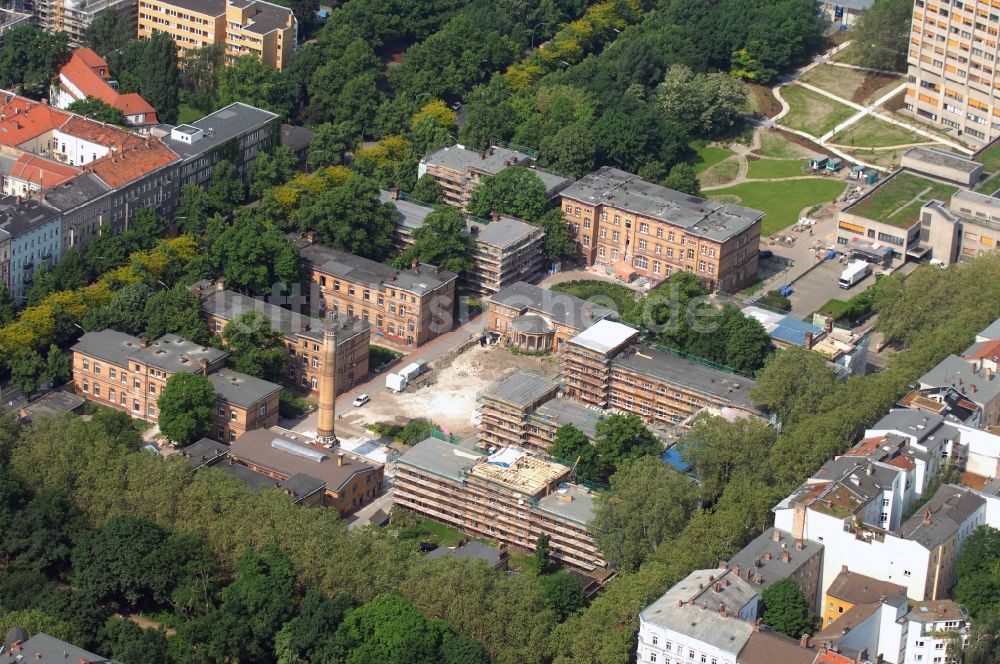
352;394;370;407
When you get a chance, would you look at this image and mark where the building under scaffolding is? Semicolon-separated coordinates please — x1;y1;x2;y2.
36;0;136;47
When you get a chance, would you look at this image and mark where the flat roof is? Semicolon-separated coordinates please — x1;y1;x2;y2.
474;215;542;250
421;144;531;176
742;306;823;347
198;287;369;344
131;333;227;374
611;346;758;410
482;371;558;408
20;391;84;419
293;237;457;296
907;600;967;624
397;436;482;482
229;427;381;493
71;329;148;368
219;461;281;492
426;540;505;566
490;281;617;330
150;0;224;15
568;319;639;354
163;103;278;159
536;484;595;526
903;146;980;173
561;166;763;243
533;398;602;439
209;368;281;408
532;168;571;196
468;447;568;496
846;170;960;227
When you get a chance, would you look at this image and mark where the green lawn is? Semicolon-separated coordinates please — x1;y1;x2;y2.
780;85;857;137
699;158;740;187
830;41;866;66
708;179;847;235
976;142;1000;172
746;158;807;179
177;103;201;124
818;298;851;318
404;518;466;547
847;171;959;226
690;144;735;174
757;130;816;159
829;116;925;148
975;172;1000;195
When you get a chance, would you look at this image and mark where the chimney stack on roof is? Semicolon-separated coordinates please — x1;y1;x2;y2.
772;529;781;542
390;186;399;200
139;334;150;348
200;358;209;376
924;507;932;525
781;550;791;563
337;452;345;466
491;210;501;222
801;634;810;649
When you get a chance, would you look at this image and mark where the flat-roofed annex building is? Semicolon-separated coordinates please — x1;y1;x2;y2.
561;319;760;429
138;0;297;70
394;438;607;571
292;235;458;347
560;167;763;292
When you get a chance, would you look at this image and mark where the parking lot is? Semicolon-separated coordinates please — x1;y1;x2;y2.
786;258;877;316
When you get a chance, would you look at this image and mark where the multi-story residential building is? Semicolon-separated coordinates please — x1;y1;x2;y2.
0;628;113;663
418;144;570;210
487;281;617;352
4;154;81;197
902;600;970;664
637;568;760;664
0;197;62;301
36;0;136;46
137;0;297;70
560;167;763;292
51;48;159;131
71;330;281;438
387;189;548;295
918;351;1000;428
725;527;825;614
822;568;908;627
904;0;1000;144
292;236;458;347
394;438;607;571
196;283;371;396
736;631;820;664
226;426;384;514
0;227;10;290
0;9;32;48
561;319;760;429
814;593;910;664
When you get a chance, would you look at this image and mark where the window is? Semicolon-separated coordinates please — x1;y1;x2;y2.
82;358;89;371
82;378;89;392
230;411;236;420
655;228;663;238
348;286;356;296
649;655;656;663
582;236;590;247
651;636;658;646
639;222;649;233
598;246;605;258
312;357;319;368
149;384;156;395
311;377;318;390
668;232;675;242
147;404;155;416
363;290;370;301
600;228;607;239
612;231;620;242
698;260;706;272
109;388;116;403
574;207;581;217
638;239;647;250
259;404;267;416
565;204;572;213
134;378;141;389
904;570;912;576
653;262;660;275
667;248;674;258
635;256;648;269
94;362;101;374
93;384;100;397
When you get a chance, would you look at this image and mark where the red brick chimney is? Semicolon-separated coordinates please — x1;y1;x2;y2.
390;186;399;200
801;634;810;649
782;550;791;563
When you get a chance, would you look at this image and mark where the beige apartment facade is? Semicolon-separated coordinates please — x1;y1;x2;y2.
138;0;296;70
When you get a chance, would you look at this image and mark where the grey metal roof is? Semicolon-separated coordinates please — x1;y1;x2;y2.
898;484;985;549
421;144;531;176
72;329;147;368
279;472;326;502
209;368;281;408
474;216;542;250
21;391;84;419
0;633;111;663
561;167;763;243
293;237;458;296
397;437;482;482
533;398;602;439
611;346;758;410
163;103;278;159
532;168;571;197
482;371;558;408
380;190;434;230
199;288;369;344
489;281;617;329
919;354;1000;409
640;569;756;654
239;0;294;35
180;438;229;469
0;196;60;236
536;484;595;526
42;173;111;213
131;333;228;374
977;317;1000;341
726;528;823;590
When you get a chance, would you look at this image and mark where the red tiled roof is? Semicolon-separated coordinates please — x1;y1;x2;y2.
58;115;135;147
843;436;887;457
58;49;158;125
885;455;916;471
9;154;81;188
968;338;1000;361
815;652;857;664
85;138;179;188
0;103;71;146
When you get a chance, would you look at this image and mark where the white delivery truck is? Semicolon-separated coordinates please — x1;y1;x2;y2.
385;373;407;393
399;360;426;382
838;260;871;289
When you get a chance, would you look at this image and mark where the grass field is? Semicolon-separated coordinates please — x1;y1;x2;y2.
177;104;201;124
781;85;857;137
976;142;1000;172
699;158;740;187
757;130;817;159
975;172;1000;194
839;146;908;170
708;179;847;235
847;171;959;226
829;116;926;148
830;41;865;66
690;144;734;174
408;518;466;547
746;158;807;179
799;64;901;106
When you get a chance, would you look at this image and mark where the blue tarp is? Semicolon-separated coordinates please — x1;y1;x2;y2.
770;316;823;346
661;446;691;473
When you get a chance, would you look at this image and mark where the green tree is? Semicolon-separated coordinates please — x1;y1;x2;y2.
539;123;597;179
722;313;772;374
179;43;226;114
594;414;660;472
761;578;813;639
662;163;702;198
157;372;215;444
681;414;777;504
0;283;16;326
591;456;697;572
954;526;1000;619
274;590;355;663
536;208;577;261
550;424;603;482
83;11;133;57
41;345;71;388
394;205;472;275
296;174;396;260
467;167;550;222
0;25;69;91
529;534;552;575
104;282;155;335
90;408;143;451
335;593;448;663
100;620;170;664
136;32;181;125
221;310;288;383
67;96;126;125
144;286;210;344
26;263;57;307
751;346;839;425
539;571;584;620
51;249;89;291
308;122;357;169
9;347;44;398
208;160;245;215
249;145;298;199
218;55;294;118
176;184;215;235
410;174;445;205
853;0;913;71
655;65;747;137
211;209;301;294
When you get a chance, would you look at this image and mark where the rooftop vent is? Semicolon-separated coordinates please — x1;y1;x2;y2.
271;437;327;463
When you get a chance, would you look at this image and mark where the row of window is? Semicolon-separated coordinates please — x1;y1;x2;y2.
81;378;157;418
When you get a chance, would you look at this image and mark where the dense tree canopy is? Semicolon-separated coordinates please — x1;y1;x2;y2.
467;167;550;222
210;209;301;294
393;205;473;275
67;97;126;125
296;174;396;259
157;373;215;445
0;25;69;93
221;310;288;383
853;0;913;72
761;579;813;639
